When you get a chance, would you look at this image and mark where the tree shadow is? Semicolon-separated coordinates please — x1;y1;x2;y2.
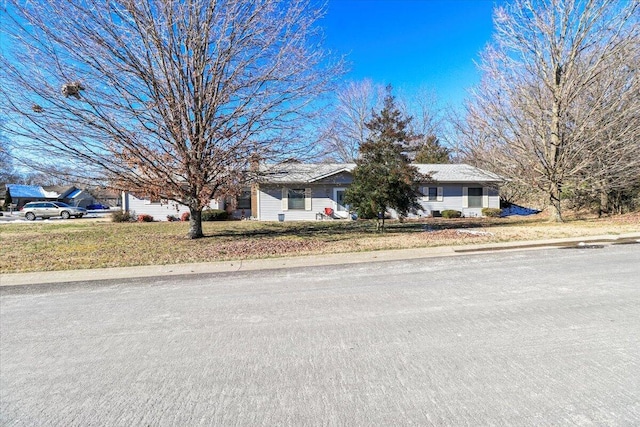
200;217;535;239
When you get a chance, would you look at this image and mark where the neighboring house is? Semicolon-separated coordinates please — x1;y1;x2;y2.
65;188;96;208
4;184;61;209
86;187;122;208
46;186;97;208
120;163;504;221
4;184;104;209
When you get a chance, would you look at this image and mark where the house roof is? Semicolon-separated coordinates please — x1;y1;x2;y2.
5;184;60;199
415;164;504;183
259;163;504;184
259;163;356;184
87;187;121;199
67;189;83;198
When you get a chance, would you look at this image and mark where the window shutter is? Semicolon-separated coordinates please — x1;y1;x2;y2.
282;187;288;211
482;187;489;208
437;187;443;202
462;187;468;208
305;188;312;211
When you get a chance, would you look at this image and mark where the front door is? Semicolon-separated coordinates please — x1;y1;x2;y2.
334;188;347;214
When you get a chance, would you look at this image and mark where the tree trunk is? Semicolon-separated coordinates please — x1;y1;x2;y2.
547;65;564;224
598;190;608;218
188;207;204;239
548;184;563;223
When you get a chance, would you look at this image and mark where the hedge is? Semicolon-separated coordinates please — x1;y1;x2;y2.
201;209;229;221
481;208;502;217
441;210;462;219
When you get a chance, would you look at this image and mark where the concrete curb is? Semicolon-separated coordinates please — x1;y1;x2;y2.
1;233;639;287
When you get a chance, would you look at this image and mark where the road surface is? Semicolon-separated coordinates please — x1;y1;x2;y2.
1;244;639;425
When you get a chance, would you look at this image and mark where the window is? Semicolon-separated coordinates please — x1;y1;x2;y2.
288;188;306;210
428;187;437;200
145;197;165;205
423;186;443;201
282;187;311;211
468;187;483;208
237;190;251;210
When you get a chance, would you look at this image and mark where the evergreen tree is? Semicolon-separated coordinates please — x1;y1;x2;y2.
414;135;451;164
344;86;425;231
4;188;12;210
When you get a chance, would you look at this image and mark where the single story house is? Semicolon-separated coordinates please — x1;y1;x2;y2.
254;163;503;221
4;184;105;209
122;163;504;221
4;184;63;209
86;186;122;208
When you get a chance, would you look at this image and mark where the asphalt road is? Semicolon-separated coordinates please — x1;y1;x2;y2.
1;244;639;426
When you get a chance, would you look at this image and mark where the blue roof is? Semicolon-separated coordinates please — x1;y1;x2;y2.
67;189;82;198
6;184;46;198
6;184;60;199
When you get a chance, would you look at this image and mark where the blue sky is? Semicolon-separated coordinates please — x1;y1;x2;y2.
321;0;503;110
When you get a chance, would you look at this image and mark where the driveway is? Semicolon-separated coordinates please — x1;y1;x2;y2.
1;244;639;425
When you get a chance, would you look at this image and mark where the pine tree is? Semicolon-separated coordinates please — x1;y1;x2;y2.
344;86;425;231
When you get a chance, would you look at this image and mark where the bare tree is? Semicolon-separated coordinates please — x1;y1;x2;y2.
0;137;13;183
321;81;449;163
0;0;343;238
397;86;443;143
319;79;384;162
457;0;639;221
570;39;640;215
396;87;450;163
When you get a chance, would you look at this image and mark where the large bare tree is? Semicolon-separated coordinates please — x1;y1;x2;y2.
319;79;384;162
0;0;342;237
457;0;639;221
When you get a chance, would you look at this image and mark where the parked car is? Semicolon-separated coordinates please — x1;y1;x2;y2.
20;201;87;220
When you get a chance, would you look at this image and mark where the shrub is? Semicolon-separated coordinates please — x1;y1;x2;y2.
166;215;179;222
111;210;136;222
201;209;229;221
137;214;154;222
441;210;462;219
482;208;502;217
180;211;190;222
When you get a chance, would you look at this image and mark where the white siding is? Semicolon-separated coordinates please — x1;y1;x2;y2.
125;193;221;221
259;185;339;221
417;185;464;217
416;185;500;218
258;183;501;221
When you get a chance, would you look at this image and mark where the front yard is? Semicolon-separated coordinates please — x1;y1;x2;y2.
1;213;639;273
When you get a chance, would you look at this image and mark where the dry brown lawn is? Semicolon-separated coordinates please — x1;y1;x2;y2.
1;212;638;273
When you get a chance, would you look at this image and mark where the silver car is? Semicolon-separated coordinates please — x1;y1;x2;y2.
20;201;87;220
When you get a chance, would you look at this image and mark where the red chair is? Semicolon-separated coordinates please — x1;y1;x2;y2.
324;207;334;218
